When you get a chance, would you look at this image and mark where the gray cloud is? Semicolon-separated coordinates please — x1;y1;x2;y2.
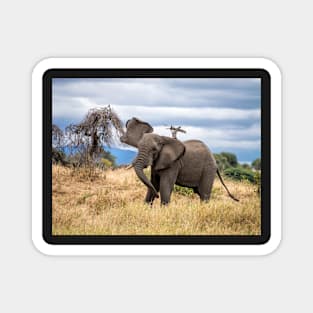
52;78;261;161
53;78;260;109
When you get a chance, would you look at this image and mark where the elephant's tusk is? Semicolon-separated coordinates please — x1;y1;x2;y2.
125;164;133;170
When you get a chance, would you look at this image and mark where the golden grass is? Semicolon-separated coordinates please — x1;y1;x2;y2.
52;165;261;235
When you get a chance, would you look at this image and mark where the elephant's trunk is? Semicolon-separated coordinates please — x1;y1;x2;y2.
134;156;159;198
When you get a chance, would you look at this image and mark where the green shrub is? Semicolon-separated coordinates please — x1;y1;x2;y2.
220;152;238;167
254;171;261;194
252;158;261;171
224;167;255;183
100;158;113;169
240;163;251;169
174;185;194;196
214;153;230;171
214;152;238;171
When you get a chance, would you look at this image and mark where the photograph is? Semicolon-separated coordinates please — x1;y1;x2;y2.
51;77;261;236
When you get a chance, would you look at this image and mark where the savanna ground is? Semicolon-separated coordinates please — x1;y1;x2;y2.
52;165;261;235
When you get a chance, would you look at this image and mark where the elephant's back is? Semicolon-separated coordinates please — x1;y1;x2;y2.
182;140;216;165
183;140;215;157
183;139;209;148
176;140;216;187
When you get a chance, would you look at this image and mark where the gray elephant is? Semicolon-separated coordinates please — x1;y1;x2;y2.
120;117;238;205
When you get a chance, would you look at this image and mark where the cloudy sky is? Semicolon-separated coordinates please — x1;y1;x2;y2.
52;78;261;163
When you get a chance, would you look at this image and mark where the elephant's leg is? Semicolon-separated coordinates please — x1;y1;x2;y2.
159;167;179;205
145;172;160;204
198;169;215;202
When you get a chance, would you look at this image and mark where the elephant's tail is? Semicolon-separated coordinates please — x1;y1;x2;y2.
216;169;239;202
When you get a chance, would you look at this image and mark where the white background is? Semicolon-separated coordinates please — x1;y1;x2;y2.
0;0;311;312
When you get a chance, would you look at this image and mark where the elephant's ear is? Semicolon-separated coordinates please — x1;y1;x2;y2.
124;117;153;148
154;137;185;171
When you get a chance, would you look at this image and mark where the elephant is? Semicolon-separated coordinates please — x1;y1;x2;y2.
120;117;239;205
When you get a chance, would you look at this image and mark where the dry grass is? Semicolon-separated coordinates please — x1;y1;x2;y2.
52;165;261;235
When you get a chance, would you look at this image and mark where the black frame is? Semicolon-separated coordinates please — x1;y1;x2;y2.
43;69;270;245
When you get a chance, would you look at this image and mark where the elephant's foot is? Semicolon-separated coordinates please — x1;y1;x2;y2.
144;199;154;206
145;189;159;203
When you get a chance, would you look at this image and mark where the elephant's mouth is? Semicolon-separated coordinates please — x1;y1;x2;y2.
120;135;127;143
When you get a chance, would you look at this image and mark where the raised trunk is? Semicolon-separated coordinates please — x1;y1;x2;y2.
134;161;159;198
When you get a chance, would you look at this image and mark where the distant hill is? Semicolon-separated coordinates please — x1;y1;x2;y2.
105;147;137;165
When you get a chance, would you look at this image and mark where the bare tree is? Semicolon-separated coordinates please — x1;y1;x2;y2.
166;125;186;139
65;105;124;165
52;124;64;148
52;124;68;165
